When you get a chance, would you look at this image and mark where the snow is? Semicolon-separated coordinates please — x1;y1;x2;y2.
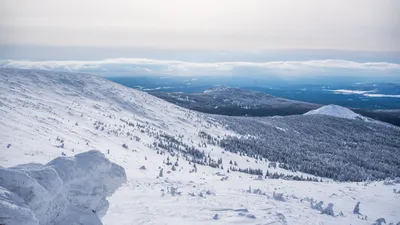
329;89;400;98
304;104;368;121
0;150;126;225
0;68;399;225
329;89;377;95
364;94;400;98
203;86;230;94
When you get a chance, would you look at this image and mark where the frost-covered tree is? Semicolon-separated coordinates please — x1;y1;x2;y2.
311;201;324;212
273;192;285;201
159;168;164;177
373;218;386;225
322;203;334;216
169;187;181;196
353;202;360;214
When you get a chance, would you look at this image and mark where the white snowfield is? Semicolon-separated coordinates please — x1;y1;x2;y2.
0;150;126;225
0;68;399;225
304;104;368;121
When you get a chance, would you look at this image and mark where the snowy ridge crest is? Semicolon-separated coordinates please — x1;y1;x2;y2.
0;150;126;225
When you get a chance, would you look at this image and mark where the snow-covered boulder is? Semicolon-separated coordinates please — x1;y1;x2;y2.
0;150;126;225
0;186;39;225
304;104;368;121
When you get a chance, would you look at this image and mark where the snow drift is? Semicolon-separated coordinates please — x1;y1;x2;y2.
0;150;127;225
304;104;368;121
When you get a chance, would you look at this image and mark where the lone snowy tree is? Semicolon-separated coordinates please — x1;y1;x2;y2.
213;214;219;220
159;168;164;177
353;202;360;214
322;203;334;216
372;218;386;225
311;201;324;212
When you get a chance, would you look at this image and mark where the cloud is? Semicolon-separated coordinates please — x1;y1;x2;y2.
1;58;399;77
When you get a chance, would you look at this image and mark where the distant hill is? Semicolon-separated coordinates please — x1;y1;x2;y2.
151;87;320;116
304;104;369;121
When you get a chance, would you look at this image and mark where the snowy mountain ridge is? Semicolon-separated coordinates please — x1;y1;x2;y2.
151;87;400;127
203;86;232;94
152;86;319;118
0;68;399;225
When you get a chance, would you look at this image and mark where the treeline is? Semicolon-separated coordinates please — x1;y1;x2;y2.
218;114;400;182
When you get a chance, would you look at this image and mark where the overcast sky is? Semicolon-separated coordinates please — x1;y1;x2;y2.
1;0;399;52
1;0;399;78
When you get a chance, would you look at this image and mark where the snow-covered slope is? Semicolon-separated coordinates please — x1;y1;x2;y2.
1;68;399;225
304;104;368;121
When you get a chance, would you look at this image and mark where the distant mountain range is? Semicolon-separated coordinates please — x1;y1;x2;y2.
151;87;400;126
